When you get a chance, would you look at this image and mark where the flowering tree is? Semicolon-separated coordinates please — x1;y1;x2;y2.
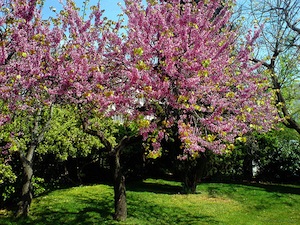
0;0;140;219
122;0;279;194
124;0;277;157
0;0;67;216
0;0;131;219
48;2;142;221
77;0;277;219
0;0;116;216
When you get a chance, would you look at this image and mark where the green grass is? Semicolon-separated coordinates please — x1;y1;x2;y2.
0;179;299;225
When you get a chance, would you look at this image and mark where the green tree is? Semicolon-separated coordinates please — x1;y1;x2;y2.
0;132;17;207
240;0;300;134
36;105;104;185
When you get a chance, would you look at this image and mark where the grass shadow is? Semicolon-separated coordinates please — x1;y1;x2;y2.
199;181;300;216
33;199;113;225
127;180;182;194
243;182;300;195
203;181;300;198
126;180;220;224
2;201;114;225
1;186;115;225
126;193;219;224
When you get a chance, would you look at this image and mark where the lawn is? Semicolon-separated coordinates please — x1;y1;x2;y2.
0;179;299;225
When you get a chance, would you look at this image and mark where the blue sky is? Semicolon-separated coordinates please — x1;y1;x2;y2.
42;0;146;21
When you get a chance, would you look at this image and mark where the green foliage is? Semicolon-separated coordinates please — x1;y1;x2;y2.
206;127;300;182
256;128;300;181
38;106;104;160
0;162;17;204
31;177;46;197
206;148;245;180
0;162;16;187
0;132;17;205
0;103;143;205
273;54;300;124
0;179;299;224
0;105;109;205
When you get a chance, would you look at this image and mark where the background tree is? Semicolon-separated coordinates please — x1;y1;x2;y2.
239;0;300;135
35;105;104;185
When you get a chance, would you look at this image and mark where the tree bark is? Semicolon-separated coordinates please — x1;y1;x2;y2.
113;147;127;221
112;135;139;221
181;154;207;194
16;153;34;217
182;172;197;194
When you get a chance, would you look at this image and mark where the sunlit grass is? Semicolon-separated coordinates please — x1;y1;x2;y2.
0;179;299;224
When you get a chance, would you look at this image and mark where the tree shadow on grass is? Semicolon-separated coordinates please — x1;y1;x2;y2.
127;180;182;194
204;181;300;196
126;180;219;224
202;181;300;215
2;192;115;225
33;199;113;225
243;182;300;195
2;180;298;225
126;194;219;225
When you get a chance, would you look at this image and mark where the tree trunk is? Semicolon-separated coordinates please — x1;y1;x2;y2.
113;148;127;221
82;121;128;221
16;146;35;217
182;173;197;194
243;155;253;181
252;51;300;135
181;154;207;194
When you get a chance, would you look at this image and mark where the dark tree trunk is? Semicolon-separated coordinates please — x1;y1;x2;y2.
82;119;128;220
243;156;253;181
252;50;300;135
16;162;33;217
112;135;141;221
113;148;127;221
16;145;35;217
182;173;197;194
181;154;207;194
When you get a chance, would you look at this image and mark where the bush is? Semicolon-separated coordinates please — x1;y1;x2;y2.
0;162;17;207
257;139;300;182
204;129;300;183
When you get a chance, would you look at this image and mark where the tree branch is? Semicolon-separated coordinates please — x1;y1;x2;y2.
81;118;113;152
252;50;300;135
250;58;271;69
282;7;300;35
